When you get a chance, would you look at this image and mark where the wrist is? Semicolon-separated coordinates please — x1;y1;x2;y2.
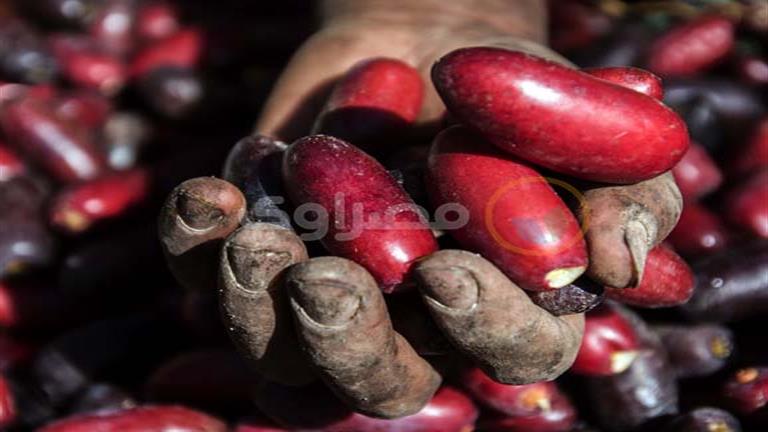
319;0;547;43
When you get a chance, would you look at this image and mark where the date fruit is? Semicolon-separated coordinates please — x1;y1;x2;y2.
37;405;227;432
460;367;576;431
586;66;663;99
667;203;729;256
432;47;689;183
672;142;723;201
725;170;768;238
682;240;768;322
647;15;735;77
313;57;423;153
283;134;437;292
572;304;640;376
0;95;106;182
427;126;587;291
50;168;149;234
605;245;694;308
655;324;733;379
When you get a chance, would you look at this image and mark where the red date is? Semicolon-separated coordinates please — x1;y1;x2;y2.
460;367;576;432
49;34;126;95
647;15;735;77
313;57;424;153
0;94;107;182
432;47;689;183
321;386;479;432
725;170;768;238
672;142;723;201
586;66;663;99
37;405;227;432
606;245;695;308
730;118;768;176
130;28;203;78
572;304;640;376
50;168;149;234
427;126;587;291
667;203;729;256
723;367;768;416
0;143;25;182
283;135;437;292
52;91;112;129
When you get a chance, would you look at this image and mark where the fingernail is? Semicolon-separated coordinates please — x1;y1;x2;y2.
224;243;291;292
176;191;223;229
290;279;360;327
625;218;652;286
415;266;478;310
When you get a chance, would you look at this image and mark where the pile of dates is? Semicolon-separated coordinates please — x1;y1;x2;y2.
0;0;766;431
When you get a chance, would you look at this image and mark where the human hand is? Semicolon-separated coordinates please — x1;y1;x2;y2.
157;0;683;422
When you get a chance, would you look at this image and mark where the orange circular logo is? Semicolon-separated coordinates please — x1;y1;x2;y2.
483;176;590;256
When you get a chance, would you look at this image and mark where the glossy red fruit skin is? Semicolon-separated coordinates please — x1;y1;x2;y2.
478;411;576;432
426;126;587;291
0;144;26;182
323;59;422;121
667;203;729;256
585;67;664;99
136;3;181;43
723;367;768;415
314;58;424;152
49;35;126;95
459;367;576;432
571;304;640;376
52;91;112;128
647;15;735;77
725;170;768;238
37;405;227;432
322;386;479;432
606;244;695;307
130;28;203;78
0;374;15;428
0;96;107;182
672;142;723;201
283;135;438;292
432;47;689;184
730;118;768;176
50;168;149;234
